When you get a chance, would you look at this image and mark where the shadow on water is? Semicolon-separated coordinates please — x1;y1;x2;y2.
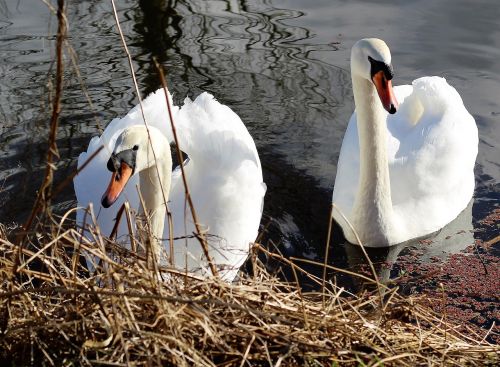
134;0;187;96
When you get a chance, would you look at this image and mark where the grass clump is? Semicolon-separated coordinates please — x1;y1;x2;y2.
0;217;498;366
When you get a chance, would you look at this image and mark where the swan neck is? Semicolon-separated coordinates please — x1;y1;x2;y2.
351;74;394;243
139;159;171;259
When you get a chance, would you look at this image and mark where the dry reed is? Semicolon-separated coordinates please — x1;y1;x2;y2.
0;217;498;366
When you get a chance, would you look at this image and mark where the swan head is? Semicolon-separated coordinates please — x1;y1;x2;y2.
101;125;170;208
351;38;398;114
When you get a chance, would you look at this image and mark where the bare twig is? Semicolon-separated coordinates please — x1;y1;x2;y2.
110;0;170;260
322;204;334;307
17;0;66;249
153;59;218;277
332;203;384;307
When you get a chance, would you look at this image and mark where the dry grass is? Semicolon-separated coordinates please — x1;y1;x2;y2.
0;217;498;367
1;2;497;366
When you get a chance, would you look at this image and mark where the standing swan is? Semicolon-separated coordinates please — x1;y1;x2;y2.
74;90;266;281
332;38;478;246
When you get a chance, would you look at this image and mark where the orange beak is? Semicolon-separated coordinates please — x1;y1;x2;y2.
372;70;398;114
101;161;133;208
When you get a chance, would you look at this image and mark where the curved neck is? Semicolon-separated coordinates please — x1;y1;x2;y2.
351;74;394;243
138;157;171;260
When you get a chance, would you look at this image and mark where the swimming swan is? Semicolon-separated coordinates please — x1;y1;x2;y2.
74;90;266;281
332;38;478;246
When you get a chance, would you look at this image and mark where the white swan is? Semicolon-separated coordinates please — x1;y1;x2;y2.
332;38;478;246
74;90;266;281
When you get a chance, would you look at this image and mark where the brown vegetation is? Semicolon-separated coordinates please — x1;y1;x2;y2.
0;220;498;366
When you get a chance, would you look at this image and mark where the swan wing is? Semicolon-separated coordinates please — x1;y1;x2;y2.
166;93;265;280
388;77;478;235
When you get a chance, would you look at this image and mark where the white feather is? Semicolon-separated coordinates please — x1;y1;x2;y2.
74;90;266;281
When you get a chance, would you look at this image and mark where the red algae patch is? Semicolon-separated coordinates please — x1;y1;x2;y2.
479;208;500;227
395;209;500;343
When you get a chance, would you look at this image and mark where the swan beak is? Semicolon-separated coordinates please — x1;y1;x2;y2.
372;71;398;114
101;161;133;208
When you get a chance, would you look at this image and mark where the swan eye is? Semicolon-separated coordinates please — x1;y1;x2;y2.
107;155;119;172
368;56;394;80
132;145;139;151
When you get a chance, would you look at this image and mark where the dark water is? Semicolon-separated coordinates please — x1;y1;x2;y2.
0;0;499;283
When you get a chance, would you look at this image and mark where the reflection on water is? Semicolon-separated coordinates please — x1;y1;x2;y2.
345;201;475;288
0;0;498;286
